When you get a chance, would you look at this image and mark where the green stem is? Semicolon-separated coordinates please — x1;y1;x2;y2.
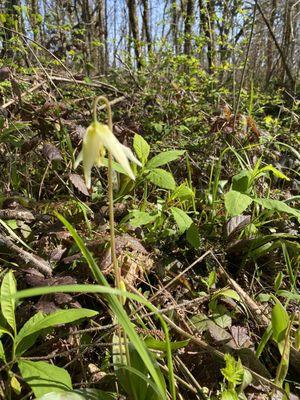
92;96;120;288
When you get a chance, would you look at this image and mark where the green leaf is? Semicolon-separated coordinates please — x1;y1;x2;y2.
146;150;185;169
170;207;193;234
15;309;98;355
172;183;194;201
37;390;117;400
271;299;289;345
219;289;240;302
129;210;158;227
224;191;253;216
253;198;300;220
186;223;200;248
221;354;244;385
0;340;6;363
208;271;217;288
147;168;176;190
18;360;72;397
274;271;284;291
256;325;273;358
37;393;85;400
0;271;16;333
221;389;239;400
232;170;251;193
11;375;21;395
145;337;189;352
133;134;150;165
257;165;290;181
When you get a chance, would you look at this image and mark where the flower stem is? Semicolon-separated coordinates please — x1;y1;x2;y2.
92;96;120;288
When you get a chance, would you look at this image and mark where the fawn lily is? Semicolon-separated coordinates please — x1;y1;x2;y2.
74;121;141;189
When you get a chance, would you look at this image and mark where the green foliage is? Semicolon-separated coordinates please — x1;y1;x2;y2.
18;360;72;397
0;271;98;398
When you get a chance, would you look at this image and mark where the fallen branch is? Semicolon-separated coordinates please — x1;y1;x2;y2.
2;81;45;109
49;75;124;95
0;209;35;222
0;232;52;277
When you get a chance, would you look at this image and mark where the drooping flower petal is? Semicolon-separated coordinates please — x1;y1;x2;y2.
97;123;137;181
74;121;141;189
121;144;142;167
81;123;104;188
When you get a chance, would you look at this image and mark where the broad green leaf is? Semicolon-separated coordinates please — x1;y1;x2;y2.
147;168;176;190
37;390;117;400
224;191;253;216
129;210;158;227
37;393;84;400
170;207;193;234
212;289;240;305
257;165;290;181
232;170;252;193
172;183;194;201
18;360;72;397
186;223;200;248
133;134;150;165
0;271;16;333
253;198;300;220
15;309;98;355
146;150;185;169
271;299;289;345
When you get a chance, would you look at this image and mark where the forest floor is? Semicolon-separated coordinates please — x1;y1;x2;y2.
0;66;299;400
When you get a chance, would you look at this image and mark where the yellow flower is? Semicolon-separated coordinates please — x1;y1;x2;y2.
74;122;141;189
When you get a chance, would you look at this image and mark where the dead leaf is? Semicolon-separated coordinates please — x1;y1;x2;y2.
69;173;90;196
230;325;252;349
226;215;251;238
42;143;62;161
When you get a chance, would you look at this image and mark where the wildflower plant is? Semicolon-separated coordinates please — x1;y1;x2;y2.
74;96;141;288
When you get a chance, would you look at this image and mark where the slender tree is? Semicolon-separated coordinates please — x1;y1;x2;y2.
126;0;142;68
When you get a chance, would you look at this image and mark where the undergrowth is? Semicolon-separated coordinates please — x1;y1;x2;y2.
0;53;299;400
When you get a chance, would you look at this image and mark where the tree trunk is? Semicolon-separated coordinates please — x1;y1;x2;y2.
199;0;216;73
171;0;180;55
141;0;152;56
266;0;277;85
184;0;194;55
98;0;107;73
81;0;92;75
1;0;21;58
127;0;142;68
